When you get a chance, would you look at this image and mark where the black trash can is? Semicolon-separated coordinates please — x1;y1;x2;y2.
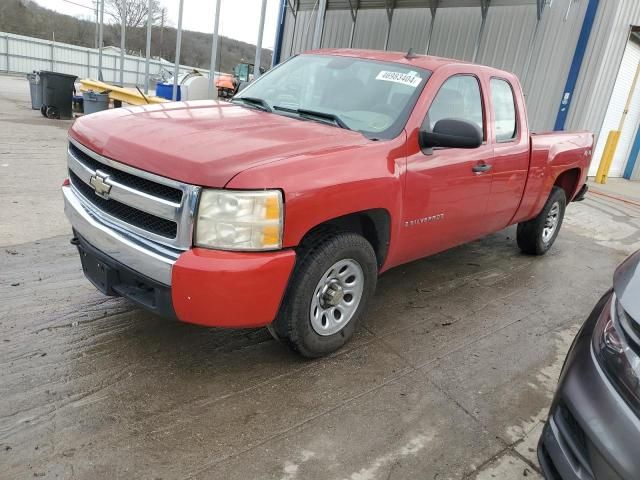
39;71;78;119
26;71;43;110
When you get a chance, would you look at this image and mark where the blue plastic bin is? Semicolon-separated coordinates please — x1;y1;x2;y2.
156;83;180;101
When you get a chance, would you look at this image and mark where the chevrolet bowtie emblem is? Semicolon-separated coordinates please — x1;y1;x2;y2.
89;171;112;199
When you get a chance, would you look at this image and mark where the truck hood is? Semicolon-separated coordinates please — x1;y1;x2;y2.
614;249;640;322
69;100;370;187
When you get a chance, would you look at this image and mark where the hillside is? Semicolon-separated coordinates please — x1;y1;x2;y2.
0;0;273;73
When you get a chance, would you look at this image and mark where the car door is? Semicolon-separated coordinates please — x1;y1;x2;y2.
483;77;529;232
399;73;494;264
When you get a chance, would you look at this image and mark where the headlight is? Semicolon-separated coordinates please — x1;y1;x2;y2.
195;189;283;251
593;295;640;412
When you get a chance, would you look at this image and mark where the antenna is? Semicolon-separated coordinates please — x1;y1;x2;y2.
405;48;418;59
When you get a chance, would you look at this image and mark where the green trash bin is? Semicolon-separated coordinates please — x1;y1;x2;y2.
39;71;77;119
26;71;43;110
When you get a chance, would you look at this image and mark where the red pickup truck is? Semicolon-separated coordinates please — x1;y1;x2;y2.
63;49;593;357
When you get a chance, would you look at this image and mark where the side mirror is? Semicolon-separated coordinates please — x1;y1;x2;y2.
419;118;483;150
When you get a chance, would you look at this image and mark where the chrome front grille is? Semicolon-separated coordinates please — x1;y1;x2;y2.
67;138;200;249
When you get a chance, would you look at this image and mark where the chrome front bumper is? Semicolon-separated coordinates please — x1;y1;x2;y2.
63;185;180;286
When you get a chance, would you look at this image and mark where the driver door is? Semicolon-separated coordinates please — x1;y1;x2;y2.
399;74;494;264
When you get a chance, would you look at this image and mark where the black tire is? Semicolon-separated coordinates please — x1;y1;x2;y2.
517;186;566;255
271;231;378;358
40;104;47;117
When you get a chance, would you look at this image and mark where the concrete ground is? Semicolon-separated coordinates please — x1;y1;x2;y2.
589;177;640;201
1;74;640;480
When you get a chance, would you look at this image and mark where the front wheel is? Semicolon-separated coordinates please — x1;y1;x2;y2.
270;231;378;358
517;186;567;255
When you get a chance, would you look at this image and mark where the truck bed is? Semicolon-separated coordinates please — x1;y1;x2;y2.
513;130;594;224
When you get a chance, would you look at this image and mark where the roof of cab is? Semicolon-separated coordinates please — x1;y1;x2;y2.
303;48;507;75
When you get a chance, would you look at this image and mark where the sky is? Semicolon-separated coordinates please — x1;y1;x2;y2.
32;0;281;49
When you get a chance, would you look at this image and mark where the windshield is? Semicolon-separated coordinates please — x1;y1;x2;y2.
234;54;431;139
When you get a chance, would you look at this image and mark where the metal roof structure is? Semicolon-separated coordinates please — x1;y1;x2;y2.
286;0;547;67
295;0;539;9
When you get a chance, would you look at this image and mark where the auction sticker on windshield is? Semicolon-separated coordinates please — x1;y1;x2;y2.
375;71;422;87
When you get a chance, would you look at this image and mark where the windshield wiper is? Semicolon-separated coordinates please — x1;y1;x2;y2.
232;96;272;112
273;106;350;130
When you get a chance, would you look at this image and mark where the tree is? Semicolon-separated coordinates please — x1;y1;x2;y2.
104;0;162;29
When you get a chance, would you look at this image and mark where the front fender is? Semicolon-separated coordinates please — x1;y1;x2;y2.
225;135;406;269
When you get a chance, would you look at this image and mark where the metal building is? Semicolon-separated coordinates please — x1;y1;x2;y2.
273;0;640;179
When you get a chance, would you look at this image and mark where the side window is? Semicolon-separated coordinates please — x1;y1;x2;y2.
490;78;517;142
425;75;484;136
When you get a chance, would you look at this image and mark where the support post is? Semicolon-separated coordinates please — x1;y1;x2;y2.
5;34;10;73
120;0;126;85
98;0;104;81
87;50;91;78
425;2;439;55
144;0;153;93
255;0;268;78
272;0;288;66
472;0;490;63
208;0;222;98
94;0;99;49
288;0;299;57
51;33;55;70
348;0;359;48
554;0;600;131
312;0;327;49
172;0;185;101
383;0;395;51
522;0;546;91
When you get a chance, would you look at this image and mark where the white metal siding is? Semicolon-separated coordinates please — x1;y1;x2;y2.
321;9;354;48
475;5;537;77
387;8;432;53
589;39;640;177
352;9;389;50
428;7;481;61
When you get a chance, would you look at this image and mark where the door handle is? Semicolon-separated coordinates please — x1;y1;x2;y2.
472;163;492;174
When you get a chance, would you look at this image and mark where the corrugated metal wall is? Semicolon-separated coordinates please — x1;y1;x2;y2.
387;8;432;52
566;1;640;141
429;7;481;61
280;0;640;141
352;9;389;49
475;5;537;78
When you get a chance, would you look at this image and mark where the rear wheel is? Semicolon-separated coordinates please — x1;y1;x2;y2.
517;186;566;255
270;231;377;358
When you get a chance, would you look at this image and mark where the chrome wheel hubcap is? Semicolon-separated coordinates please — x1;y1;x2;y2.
542;202;560;243
310;259;364;336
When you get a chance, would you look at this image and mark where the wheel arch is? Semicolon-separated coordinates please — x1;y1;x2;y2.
296;209;391;270
553;168;582;201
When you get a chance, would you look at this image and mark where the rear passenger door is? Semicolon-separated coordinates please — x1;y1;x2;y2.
484;77;529;231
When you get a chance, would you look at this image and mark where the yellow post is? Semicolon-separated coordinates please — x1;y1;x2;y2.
595;130;621;183
595;60;640;184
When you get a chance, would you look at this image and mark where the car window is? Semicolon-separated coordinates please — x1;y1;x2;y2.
490;78;517;142
235;54;431;140
425;75;484;136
